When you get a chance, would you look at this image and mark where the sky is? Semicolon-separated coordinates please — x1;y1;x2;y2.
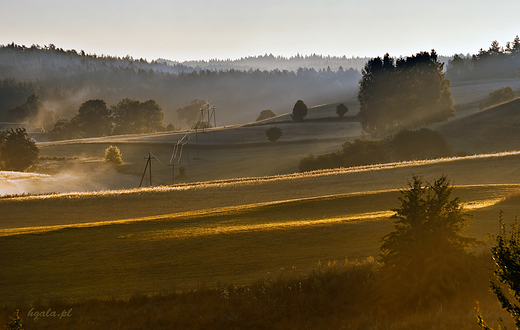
1;0;519;62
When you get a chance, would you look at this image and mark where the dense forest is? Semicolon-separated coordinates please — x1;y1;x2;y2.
0;43;361;129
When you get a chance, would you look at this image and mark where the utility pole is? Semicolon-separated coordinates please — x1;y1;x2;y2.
139;151;156;188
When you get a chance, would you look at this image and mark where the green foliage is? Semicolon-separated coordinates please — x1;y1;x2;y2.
478;215;520;329
358;51;454;135
104;145;123;165
335;103;349;117
256;109;276;121
298;128;451;172
0;128;39;171
112;98;165;135
479;87;517;110
75;99;112;137
291;100;308;122
265;127;282;142
51;98;165;139
3;309;23;330
379;175;479;311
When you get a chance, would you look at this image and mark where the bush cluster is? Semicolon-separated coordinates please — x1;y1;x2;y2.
299;128;451;172
479;87;517;110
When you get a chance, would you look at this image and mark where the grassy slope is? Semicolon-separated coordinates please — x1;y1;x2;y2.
1;183;519;305
4;78;520;308
439;98;520;154
3;149;520;304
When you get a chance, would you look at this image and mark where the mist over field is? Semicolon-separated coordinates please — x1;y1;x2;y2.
0;162;137;195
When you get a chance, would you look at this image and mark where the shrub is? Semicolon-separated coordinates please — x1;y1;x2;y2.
265;127;282;142
291;100;308;122
336;103;349;117
298;129;452;172
256;110;276;121
104;146;123;165
479;87;517;110
390;128;452;160
3;309;23;330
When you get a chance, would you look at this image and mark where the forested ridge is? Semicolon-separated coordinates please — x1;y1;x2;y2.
0;43;361;127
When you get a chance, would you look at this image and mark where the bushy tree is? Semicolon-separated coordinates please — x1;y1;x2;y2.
479;87;517;110
75;99;112;137
358;51;454;136
111;98;164;134
104;145;123;165
265;127;282;142
478;216;520;329
379;175;478;310
291;100;308;122
336;103;349;117
0;128;39;171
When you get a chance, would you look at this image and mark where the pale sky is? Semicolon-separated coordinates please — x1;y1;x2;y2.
1;0;519;62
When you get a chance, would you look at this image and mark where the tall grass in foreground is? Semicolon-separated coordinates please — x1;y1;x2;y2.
1;255;513;330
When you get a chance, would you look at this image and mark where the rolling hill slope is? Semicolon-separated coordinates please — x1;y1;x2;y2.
439;98;520;154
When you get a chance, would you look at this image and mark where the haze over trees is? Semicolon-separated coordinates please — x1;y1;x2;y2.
447;36;520;80
0;43;361;127
358;51;454;136
50;98;165;139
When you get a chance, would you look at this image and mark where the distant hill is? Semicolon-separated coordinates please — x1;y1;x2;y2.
0;43;360;127
439;98;520;154
159;53;452;73
159;54;371;72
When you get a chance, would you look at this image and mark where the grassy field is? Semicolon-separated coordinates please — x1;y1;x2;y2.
1;172;520;305
3;80;520;328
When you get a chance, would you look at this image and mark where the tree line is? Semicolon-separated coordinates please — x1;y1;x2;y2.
50;98;166;140
0;43;361;128
446;36;520;80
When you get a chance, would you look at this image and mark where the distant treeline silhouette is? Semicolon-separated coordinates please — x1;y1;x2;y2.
159;53;374;72
446;36;520;80
0;43;361;127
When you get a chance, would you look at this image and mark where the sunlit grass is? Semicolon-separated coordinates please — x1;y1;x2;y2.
4;149;520;201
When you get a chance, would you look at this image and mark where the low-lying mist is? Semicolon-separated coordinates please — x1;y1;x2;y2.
0;162;138;196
